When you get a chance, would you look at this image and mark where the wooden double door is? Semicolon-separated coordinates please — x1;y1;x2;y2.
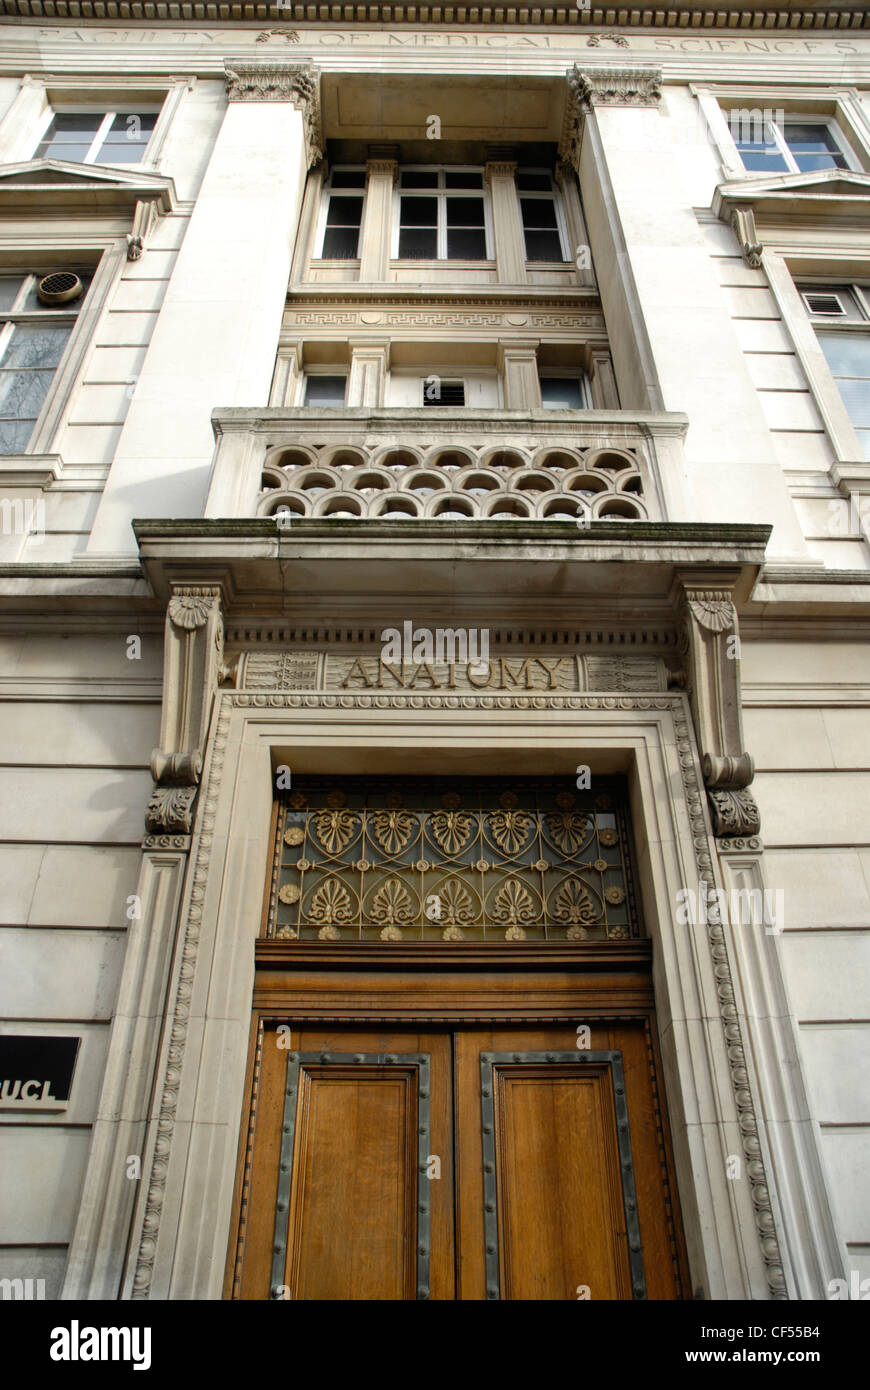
228;1017;688;1300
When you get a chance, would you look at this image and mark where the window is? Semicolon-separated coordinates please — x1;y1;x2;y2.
316;168;366;260
395;169;490;261
730;116;852;175
517;170;568;263
35;110;158;165
0;271;90;453
304;375;347;407
422;379;465;407
539;375;591;410
802;283;870;460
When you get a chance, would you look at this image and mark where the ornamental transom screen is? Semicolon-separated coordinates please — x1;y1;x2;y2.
265;777;639;943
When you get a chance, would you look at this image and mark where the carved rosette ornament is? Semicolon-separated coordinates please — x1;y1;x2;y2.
224;63;323;167
673;574;760;841
146;586;232;840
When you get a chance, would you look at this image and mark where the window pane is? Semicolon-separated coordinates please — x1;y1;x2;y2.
446;197;485;227
35;112;103;161
398;228;438;259
732;121;789;173
444;171;483;189
0;278;23;312
330;169;366;188
326;195;363;227
836;377;870;427
0;418;35;453
400;196;437;227
523;228;564;261
446;228;487;259
304;376;346;406
516;172;552;192
96;112;158;164
401;171;438;189
0;366;57;418
520;197;558;230
540;377;584;409
2;324;72;370
816;332;870;377
321;225;360;258
855;429;870;461
785;124;847;173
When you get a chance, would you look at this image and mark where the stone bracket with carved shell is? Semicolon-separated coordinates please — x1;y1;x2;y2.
672;570;760;838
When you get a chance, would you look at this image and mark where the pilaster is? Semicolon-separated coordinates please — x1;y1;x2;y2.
485;159;527;285
347;339;390;407
359;151;398;282
497;340;541;410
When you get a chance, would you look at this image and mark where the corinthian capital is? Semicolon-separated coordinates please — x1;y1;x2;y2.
224;63;323;165
567;65;663;112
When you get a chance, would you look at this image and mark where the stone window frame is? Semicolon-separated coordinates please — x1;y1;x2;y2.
390;164;495;264
763;253;870;474
515;166;573;265
0;237;125;460
312;164;366;264
0;74;192;170
692;84;870;184
30;105;164;168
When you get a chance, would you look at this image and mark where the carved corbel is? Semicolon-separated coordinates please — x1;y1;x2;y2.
126;198;160;262
673;573;760;838
146;586;232;837
730;206;763;270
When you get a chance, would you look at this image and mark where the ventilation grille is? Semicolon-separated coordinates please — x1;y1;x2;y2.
423;380;466;407
802;291;846;317
37;271;83;306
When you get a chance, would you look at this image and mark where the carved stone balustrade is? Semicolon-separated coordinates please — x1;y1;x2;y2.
205;408;690;525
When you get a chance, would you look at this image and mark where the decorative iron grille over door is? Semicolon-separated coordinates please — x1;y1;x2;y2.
265;776;639;943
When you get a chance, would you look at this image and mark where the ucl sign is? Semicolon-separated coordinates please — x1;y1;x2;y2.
0;1036;80;1110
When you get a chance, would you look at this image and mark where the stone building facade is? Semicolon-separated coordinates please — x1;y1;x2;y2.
0;2;868;1301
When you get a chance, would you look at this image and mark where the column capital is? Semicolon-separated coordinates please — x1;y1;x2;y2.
485;160;518;185
224;62;323;165
567;64;663;112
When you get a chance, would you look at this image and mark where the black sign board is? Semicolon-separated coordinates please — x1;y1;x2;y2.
0;1035;80;1109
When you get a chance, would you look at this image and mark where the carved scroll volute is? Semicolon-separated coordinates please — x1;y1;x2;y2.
147;586;230;836
673;572;760;837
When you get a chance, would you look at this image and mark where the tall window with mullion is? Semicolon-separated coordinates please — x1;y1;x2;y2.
317;168;366;260
801;283;870;460
517;170;568;263
35;111;158;165
396;169;489;261
0;271;90;454
728;113;851;175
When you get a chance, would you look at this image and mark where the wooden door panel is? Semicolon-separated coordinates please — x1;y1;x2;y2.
229;1018;687;1301
287;1065;418;1300
492;1062;631;1301
456;1023;687;1301
231;1026;455;1300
